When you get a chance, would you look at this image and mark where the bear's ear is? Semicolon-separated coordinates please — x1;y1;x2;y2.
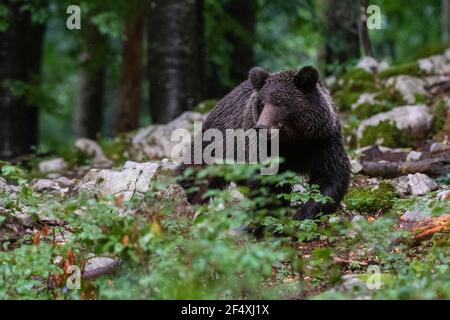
249;67;269;90
294;66;319;91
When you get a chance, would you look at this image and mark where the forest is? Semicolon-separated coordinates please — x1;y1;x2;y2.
0;0;449;300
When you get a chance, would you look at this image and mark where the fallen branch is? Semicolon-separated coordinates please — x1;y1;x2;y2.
400;214;450;241
361;158;450;178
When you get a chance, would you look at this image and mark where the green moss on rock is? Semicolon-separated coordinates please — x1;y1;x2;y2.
378;62;423;79
431;99;449;134
353;102;393;119
344;182;398;213
359;120;413;147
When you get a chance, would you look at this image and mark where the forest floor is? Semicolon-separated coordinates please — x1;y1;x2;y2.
1;49;450;299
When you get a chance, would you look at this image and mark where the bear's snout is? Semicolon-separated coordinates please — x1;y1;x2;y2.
256;103;278;129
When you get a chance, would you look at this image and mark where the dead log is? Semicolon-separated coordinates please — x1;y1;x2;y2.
400;214;450;241
361;158;450;178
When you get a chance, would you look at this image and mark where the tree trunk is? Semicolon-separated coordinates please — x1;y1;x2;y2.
73;22;107;139
325;0;360;66
443;0;450;43
116;13;145;134
206;0;257;98
359;0;374;57
225;0;256;85
0;0;46;160
148;0;204;124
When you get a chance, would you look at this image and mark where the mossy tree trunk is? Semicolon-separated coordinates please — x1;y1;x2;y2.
0;0;46;160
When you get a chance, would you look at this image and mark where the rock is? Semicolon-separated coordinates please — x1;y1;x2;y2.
400;210;430;222
74;138;113;168
424;75;450;87
356;105;433;144
79;161;162;202
0;177;6;188
436;190;450;202
418;54;450;75
351;93;378;111
82;257;120;279
54;176;75;187
407;173;438;196
38;158;67;174
405;151;422;162
32;179;56;191
356;56;389;73
31;178;73;195
385;76;428;104
129;111;207;161
0;177;19;195
13;213;34;228
350;159;363;174
429;142;450;153
393;176;410;196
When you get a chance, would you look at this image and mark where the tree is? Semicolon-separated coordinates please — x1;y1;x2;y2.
224;0;256;85
443;0;450;43
359;0;374;57
205;0;257;98
73;19;107;139
0;0;46;160
324;0;360;66
148;0;204;124
116;8;146;134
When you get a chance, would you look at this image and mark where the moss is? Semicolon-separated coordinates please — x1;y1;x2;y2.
193;99;218;114
378;62;423;79
343;69;375;83
412;43;450;60
100;136;127;164
353;102;393;119
335;91;362;111
430;98;449;134
334;69;378;111
359;120;409;147
344;182;398;213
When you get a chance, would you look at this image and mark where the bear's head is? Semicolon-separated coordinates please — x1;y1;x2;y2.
248;66;337;142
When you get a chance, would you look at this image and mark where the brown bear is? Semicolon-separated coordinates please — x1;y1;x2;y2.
178;66;350;220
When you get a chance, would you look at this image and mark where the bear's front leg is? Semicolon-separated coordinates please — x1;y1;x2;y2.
293;149;350;220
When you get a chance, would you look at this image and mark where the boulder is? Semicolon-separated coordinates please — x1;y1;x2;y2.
128;111;207;161
74;138;113;168
405;151;422;162
79;160;170;202
407;173;438;196
356;56;389;73
31;177;75;195
350;159;363;174
385;76;428;104
417;54;450;75
351;93;378;111
356;105;433;146
82;257;120;279
38;158;67;174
